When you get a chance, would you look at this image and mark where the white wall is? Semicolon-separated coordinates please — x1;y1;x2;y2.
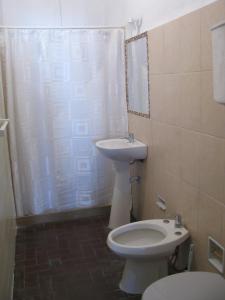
61;0;126;27
0;0;218;29
1;0;61;26
0;0;2;24
124;0;218;35
0;0;126;27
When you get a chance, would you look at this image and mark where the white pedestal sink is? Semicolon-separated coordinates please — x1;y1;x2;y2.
96;138;147;229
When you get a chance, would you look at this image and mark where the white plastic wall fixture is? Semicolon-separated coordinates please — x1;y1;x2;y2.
208;236;225;274
0;119;9;136
211;21;225;104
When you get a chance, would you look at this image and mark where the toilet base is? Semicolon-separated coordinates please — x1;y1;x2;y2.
119;258;168;294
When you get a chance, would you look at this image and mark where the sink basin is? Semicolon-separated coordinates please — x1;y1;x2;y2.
96;138;147;162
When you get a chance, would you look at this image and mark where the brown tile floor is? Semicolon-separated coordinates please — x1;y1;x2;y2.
13;216;141;300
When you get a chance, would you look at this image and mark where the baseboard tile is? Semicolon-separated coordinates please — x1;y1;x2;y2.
16;205;111;227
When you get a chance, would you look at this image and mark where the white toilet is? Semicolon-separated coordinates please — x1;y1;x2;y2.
142;271;225;300
107;219;189;294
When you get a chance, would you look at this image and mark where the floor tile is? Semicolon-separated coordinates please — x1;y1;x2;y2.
13;216;142;300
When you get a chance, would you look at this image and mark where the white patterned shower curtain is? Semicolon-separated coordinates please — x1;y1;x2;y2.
0;29;128;216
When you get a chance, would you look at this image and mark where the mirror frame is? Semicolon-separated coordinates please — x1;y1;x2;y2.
125;32;150;118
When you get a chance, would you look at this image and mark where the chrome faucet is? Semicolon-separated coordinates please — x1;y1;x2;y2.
175;214;182;228
127;132;134;143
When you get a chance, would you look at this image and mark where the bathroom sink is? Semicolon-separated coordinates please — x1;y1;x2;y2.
95;138;147;162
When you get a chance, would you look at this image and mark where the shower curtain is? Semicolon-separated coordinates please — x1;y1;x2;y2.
0;29;128;216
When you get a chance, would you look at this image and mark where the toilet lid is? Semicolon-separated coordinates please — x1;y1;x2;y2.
142;272;225;300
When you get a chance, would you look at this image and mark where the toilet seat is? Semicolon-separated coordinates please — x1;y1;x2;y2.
142;272;225;300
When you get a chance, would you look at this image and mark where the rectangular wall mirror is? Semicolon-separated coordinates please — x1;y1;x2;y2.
125;32;150;118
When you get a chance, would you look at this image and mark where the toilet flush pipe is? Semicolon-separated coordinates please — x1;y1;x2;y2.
187;243;195;272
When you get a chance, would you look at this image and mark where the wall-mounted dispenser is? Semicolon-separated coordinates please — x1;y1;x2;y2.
211;21;225;104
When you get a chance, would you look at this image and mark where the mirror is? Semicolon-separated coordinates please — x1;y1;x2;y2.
125;32;150;118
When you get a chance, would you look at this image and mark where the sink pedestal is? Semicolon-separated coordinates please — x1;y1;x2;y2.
95;137;147;229
109;161;131;229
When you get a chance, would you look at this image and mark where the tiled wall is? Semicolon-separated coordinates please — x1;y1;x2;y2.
0;138;16;299
129;0;225;274
0;79;16;298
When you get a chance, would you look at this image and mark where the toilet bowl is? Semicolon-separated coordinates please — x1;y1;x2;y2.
142;271;225;300
107;219;189;294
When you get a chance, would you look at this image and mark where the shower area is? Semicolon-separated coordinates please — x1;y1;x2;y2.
0;27;128;218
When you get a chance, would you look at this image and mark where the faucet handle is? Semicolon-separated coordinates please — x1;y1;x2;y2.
128;132;134;143
175;214;182;228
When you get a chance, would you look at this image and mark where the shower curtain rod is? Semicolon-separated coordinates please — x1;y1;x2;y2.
0;25;125;30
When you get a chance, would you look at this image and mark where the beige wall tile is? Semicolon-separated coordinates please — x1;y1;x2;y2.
180;72;201;131
152;121;181;177
0;135;16;299
150;200;167;220
143;199;165;220
163;74;182;125
149;74;165;122
180;11;201;72
128;113;151;145
221;208;225;249
195;193;224;272
151;74;181;125
152;168;180;219
164;19;182;74
128;114;152;219
138;160;154;220
165;173;182;217
200;71;225;139
199;134;225;204
201;0;225;70
180;129;200;188
178;181;199;239
148;27;165;74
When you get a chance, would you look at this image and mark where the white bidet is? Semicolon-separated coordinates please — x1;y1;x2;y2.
107;219;189;294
